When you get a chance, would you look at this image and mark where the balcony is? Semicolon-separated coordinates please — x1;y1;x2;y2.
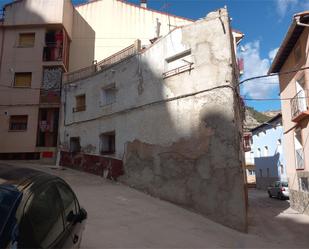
43;46;63;62
291;89;309;122
63;40;141;84
40;89;61;104
296;148;305;170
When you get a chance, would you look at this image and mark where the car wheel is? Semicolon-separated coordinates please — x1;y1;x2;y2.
277;192;283;200
268;191;272;198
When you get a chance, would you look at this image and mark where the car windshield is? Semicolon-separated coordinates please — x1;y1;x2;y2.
0;185;22;245
282;182;288;187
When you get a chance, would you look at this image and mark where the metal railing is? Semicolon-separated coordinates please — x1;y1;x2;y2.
63;40;141;84
97;43;138;70
296;148;305;170
162;63;194;79
291;89;309;119
63;64;97;84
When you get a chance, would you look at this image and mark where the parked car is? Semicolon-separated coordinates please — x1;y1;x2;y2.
267;180;289;200
0;166;87;249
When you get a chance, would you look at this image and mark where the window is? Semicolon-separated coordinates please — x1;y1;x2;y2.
74;94;86;112
259;169;263;177
14;72;32;87
56;182;78;225
267;168;270;177
9;115;28;131
101;84;116;106
20;184;64;248
248;170;255;176
100;131;115;154
163;49;193;78
280;164;284;175
70;137;81;153
264;146;268;157
257;148;261;157
18;33;35;47
299;177;309;192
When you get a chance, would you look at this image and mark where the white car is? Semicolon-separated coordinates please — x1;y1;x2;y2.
267;181;289;199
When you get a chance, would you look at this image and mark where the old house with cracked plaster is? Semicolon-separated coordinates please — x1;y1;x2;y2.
59;8;248;231
0;0;191;161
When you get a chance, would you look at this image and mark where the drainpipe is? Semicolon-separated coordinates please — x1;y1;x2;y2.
0;8;5;75
294;15;309;28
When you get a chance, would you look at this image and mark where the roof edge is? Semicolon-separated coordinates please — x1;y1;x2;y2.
75;0;195;22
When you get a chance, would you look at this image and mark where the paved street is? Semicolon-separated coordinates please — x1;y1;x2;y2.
2;161;309;248
248;188;309;248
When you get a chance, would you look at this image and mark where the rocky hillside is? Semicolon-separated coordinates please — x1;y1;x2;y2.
244;107;275;130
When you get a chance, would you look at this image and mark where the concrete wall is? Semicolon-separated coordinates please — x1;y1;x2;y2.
0;1;71;154
70;0;192;70
69;9;95;71
0;27;44;152
279;28;309;208
60;9;247;231
4;0;73;38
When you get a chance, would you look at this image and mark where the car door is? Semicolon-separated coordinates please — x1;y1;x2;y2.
55;181;85;249
18;182;65;249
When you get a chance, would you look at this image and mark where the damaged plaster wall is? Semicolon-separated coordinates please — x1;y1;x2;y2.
61;8;247;231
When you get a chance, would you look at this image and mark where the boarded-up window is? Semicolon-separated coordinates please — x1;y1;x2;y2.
19;33;35;47
101;84;116;106
74;95;86;112
9;115;28;131
70;137;81;153
14;73;32;87
100;131;115;154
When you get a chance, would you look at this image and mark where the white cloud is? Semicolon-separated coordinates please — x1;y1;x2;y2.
268;47;279;61
275;0;309;18
276;0;298;18
239;41;279;99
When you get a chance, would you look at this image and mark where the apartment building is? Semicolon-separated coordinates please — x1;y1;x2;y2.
0;0;193;160
269;11;309;214
250;114;286;190
244;132;256;186
0;0;74;160
59;8;247;231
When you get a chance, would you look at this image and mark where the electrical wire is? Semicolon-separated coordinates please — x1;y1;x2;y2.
237;66;309;87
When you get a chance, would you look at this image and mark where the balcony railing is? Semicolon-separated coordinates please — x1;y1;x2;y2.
63;65;97;84
73;105;86;113
291;89;309;121
43;46;63;62
63;40;141;84
40;89;61;104
97;43;138;70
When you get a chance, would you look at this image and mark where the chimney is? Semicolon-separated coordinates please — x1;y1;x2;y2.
141;0;147;8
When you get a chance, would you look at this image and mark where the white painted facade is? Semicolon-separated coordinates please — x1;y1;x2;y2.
60;8;247;232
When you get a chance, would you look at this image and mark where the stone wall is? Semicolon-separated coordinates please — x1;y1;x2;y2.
290;190;309;215
61;8;247;232
60;151;123;180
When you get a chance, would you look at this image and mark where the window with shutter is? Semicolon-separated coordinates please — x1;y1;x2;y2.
19;33;35;47
14;73;32;87
9;115;28;131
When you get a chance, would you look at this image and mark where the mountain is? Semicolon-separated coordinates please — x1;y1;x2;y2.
244;107;274;131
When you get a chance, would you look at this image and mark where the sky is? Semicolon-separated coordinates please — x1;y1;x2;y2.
2;0;309;111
